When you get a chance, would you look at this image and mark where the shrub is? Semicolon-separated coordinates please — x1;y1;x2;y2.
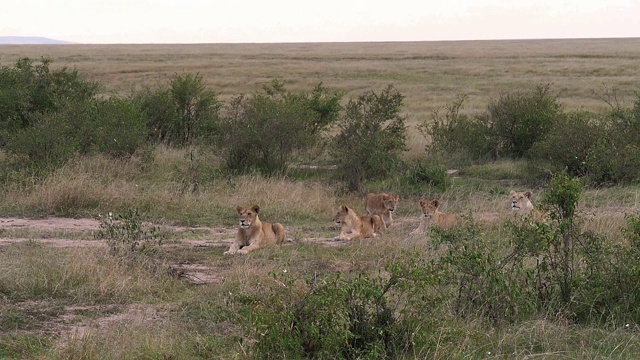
330;84;407;192
4;98;148;173
529;111;601;177
583;97;640;185
0;57;101;146
482;84;562;158
421;85;562;161
420;95;494;160
248;260;441;359
95;207;163;257
403;160;451;194
135;72;221;146
218;80;342;175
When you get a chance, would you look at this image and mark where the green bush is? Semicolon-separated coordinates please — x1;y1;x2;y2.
95;207;163;257
218;80;342;175
248;261;440;359
421;85;562;161
331;84;407;192
529;111;600;177
583;98;640;185
483;84;562;158
135;72;221;146
0;57;101;146
4;98;148;173
403;160;451;193
420;95;494;160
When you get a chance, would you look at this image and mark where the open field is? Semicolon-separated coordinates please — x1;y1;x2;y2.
2;39;640;358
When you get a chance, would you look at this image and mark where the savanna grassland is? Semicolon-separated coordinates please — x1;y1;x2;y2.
2;38;640;155
2;39;640;359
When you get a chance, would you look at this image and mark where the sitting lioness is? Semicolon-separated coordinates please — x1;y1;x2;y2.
224;205;286;255
411;199;462;234
333;205;382;241
365;192;400;229
511;190;545;220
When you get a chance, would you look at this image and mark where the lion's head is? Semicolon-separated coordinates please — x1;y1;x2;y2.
382;194;399;212
510;191;534;214
418;199;440;219
333;205;353;225
237;205;260;229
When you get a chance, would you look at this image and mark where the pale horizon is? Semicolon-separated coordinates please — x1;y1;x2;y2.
3;0;639;44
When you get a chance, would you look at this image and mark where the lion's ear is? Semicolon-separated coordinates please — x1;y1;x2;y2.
236;205;243;214
510;190;516;196
524;191;532;199
341;205;348;211
419;198;427;206
251;205;260;213
432;199;440;207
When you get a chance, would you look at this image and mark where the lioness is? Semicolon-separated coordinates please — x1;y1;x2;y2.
411;199;462;234
511;190;545;220
224;205;286;255
333;205;382;241
364;192;400;229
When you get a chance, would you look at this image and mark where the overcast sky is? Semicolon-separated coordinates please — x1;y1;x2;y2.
3;0;638;44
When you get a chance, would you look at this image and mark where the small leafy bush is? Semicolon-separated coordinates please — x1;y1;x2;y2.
247;260;441;359
331;84;407;192
402;160;451;194
218;80;342;175
420;95;494;160
529;111;600;177
95;207;162;257
135;72;221;146
4;98;148;173
0;57;101;146
482;84;562;158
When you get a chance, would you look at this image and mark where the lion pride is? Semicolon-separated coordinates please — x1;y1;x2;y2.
333;205;382;241
224;205;286;255
364;192;399;229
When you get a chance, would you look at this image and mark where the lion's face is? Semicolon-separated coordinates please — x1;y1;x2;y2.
383;195;400;212
333;206;350;225
511;191;533;212
419;199;439;219
237;205;260;229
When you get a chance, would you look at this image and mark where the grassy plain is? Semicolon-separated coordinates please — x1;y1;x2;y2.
2;39;640;358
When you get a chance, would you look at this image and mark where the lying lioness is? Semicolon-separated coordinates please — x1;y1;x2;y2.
411;199;462;234
364;192;399;229
224;205;286;255
333;205;382;241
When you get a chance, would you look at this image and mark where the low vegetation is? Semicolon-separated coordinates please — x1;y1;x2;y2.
1;42;640;359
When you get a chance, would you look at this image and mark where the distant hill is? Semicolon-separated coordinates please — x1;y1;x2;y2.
0;36;76;44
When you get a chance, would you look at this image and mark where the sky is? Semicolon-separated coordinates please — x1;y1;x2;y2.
2;0;639;44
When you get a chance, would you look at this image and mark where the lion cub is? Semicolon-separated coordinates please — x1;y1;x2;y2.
365;192;400;229
224;205;286;255
333;205;382;241
511;190;545;220
411;199;462;234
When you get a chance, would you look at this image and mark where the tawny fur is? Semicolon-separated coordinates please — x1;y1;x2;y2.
333;205;382;240
411;199;463;234
364;192;399;229
511;190;545;220
224;205;286;255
